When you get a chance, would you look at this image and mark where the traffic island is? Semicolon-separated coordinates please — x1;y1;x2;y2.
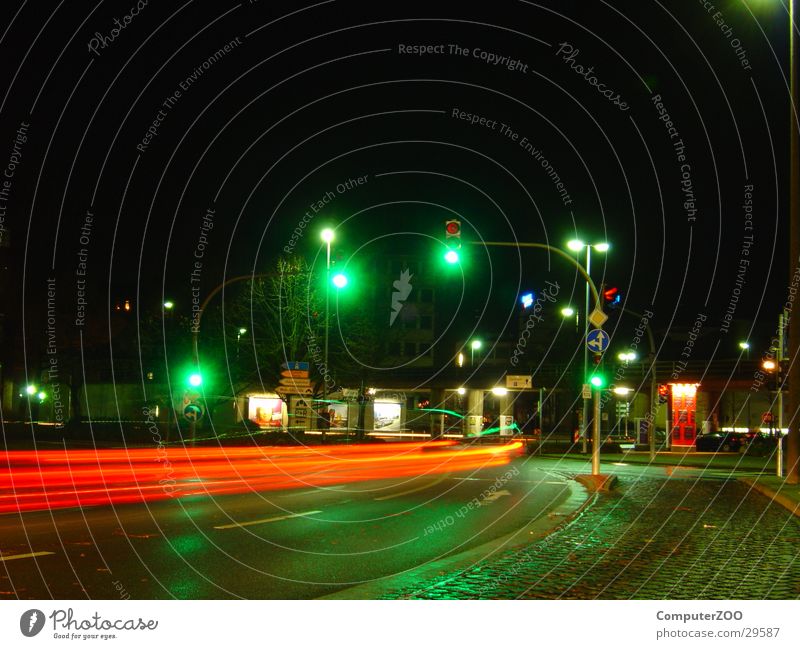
575;473;618;493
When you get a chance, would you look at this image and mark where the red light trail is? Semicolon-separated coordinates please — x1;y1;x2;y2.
0;441;522;514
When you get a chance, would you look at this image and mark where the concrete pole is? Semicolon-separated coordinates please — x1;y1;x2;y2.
592;389;601;475
581;248;591;453
466;389;483;437
788;0;800;484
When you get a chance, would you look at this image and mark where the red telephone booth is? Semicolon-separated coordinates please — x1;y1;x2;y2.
670;383;698;447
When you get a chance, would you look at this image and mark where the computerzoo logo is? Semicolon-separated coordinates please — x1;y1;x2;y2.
18;608;158;640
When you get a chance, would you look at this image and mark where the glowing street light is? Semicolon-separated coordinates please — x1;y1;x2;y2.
491;387;508;396
560;306;575;317
470;339;482;366
25;385;37;396
739;341;750;350
163;300;174;310
763;359;777;371
618;351;637;362
320;228;335;243
457;387;466;395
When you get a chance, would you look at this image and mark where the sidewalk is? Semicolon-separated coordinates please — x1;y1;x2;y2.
539;449;777;472
739;476;800;517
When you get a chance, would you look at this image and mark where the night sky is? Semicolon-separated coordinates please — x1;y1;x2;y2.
0;0;794;377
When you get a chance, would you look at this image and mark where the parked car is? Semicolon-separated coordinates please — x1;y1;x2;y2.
695;431;749;452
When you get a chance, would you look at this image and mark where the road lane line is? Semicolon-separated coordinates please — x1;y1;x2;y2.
374;474;448;501
0;551;55;562
213;510;322;530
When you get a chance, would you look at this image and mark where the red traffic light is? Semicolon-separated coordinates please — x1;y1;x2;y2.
445;219;462;250
603;286;621;308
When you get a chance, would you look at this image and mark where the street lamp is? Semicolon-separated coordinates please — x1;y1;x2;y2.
25;384;36;396
163;300;174;310
566;239;610;453
560;306;575;317
739;341;751;360
470;339;482;365
618;351;637;362
321;227;337;439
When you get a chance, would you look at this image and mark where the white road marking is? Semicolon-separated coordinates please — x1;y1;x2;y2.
482;489;511;503
0;551;55;562
213;510;322;530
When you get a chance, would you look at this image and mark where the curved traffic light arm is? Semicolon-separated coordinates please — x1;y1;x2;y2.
191;274;269;365
467;240;600;310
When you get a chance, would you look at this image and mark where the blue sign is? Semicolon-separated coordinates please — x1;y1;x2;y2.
586;329;610;353
281;361;310;371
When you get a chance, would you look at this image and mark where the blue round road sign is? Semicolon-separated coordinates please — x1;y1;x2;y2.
586;329;610;353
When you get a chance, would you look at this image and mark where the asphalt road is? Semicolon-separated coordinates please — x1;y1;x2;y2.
0;457;574;599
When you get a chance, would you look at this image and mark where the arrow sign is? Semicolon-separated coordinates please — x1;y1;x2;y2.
183;402;204;422
586;329;610;353
280;361;310;371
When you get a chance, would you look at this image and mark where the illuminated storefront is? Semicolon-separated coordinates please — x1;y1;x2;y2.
669;383;698;447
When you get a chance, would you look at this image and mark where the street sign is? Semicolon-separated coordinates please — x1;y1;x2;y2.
281;369;310;379
183;402;204;422
505;375;532;389
586;329;610;353
275;385;314;397
281;361;309;371
582;383;592;400
588;308;608;328
616;402;630;417
279;377;312;388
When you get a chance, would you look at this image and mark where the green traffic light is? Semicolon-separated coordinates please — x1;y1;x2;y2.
188;373;202;387
590;375;605;388
332;273;348;288
444;250;459;264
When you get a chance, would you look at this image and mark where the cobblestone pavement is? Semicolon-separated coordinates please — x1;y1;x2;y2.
381;477;800;599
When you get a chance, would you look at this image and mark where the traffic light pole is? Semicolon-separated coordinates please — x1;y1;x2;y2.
592;388;601;475
468;241;601;455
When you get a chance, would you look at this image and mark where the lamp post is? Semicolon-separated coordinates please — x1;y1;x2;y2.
470;339;482;366
321;228;335;440
567;239;610;453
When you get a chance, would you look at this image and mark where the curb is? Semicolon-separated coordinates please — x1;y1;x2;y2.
739;478;800;517
319;478;596;600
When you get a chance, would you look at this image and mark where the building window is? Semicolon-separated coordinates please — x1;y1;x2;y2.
421;288;433;303
420;315;432;329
